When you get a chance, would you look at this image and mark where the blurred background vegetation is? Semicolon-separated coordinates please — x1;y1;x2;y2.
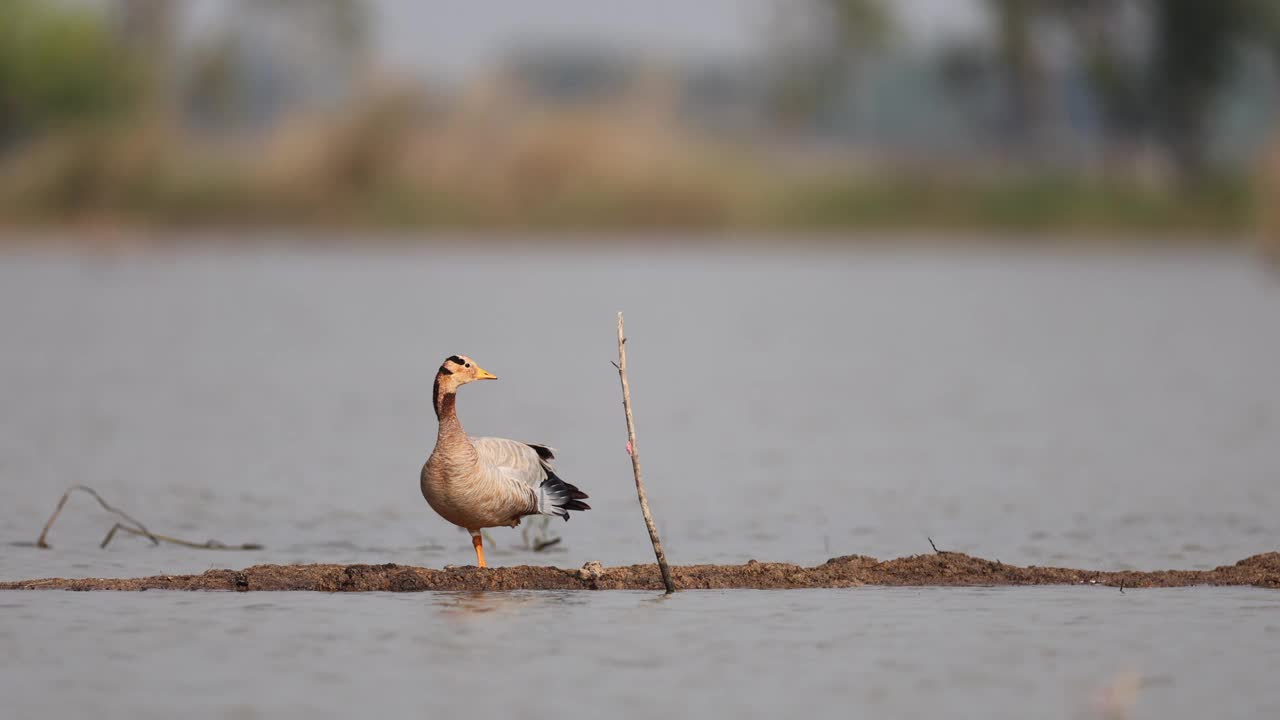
1;0;1279;245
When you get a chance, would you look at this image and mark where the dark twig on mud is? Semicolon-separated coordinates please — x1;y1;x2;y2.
35;485;261;551
928;537;952;555
37;485;160;548
615;312;677;594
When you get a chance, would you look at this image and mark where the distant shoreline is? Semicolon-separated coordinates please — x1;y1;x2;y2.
0;227;1259;253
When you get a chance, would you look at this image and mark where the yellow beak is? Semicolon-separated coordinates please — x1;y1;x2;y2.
474;366;498;380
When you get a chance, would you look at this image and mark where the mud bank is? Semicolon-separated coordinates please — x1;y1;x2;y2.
4;551;1278;592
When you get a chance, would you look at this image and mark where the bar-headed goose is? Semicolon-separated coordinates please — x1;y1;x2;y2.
420;355;589;567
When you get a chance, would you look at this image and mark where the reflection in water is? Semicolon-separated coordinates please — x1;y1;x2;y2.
435;591;526;619
434;590;595;621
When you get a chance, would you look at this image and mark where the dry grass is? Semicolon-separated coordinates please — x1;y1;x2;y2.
1256;132;1280;263
0;92;1263;239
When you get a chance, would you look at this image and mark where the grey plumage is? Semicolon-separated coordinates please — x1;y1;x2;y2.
422;434;591;531
471;437;589;521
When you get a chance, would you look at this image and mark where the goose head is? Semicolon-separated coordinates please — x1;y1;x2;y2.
435;354;497;393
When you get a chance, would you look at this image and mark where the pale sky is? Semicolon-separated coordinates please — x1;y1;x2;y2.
182;0;986;82
371;0;985;80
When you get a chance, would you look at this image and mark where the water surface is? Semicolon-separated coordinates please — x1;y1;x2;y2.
1;246;1276;576
3;587;1278;720
1;244;1278;718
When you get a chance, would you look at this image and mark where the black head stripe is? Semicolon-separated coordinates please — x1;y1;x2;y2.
438;366;453;375
446;355;465;365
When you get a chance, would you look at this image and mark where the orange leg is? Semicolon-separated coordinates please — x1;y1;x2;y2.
471;532;486;568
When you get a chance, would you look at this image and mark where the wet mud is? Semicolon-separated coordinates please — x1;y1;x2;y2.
3;551;1278;591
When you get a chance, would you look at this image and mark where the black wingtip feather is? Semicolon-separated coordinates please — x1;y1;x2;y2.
540;469;590;520
526;443;556;461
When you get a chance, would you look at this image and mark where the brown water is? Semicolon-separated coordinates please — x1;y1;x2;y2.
1;244;1278;718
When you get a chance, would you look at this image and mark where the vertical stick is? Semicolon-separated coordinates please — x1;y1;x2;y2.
615;312;676;594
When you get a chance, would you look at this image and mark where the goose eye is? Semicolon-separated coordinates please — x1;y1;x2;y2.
464;362;471;368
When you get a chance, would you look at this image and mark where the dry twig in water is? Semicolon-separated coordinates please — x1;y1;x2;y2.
532;537;562;552
100;523;263;550
521;515;562;552
35;485;261;551
37;485;159;548
614;312;676;594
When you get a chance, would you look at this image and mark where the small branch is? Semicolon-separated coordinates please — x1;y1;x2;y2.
615;312;676;594
532;537;562;552
927;537;951;555
36;485;260;551
100;524;263;551
522;517;561;552
38;485;160;548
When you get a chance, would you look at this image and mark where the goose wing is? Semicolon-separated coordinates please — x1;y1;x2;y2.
471;437;589;521
471;437;553;491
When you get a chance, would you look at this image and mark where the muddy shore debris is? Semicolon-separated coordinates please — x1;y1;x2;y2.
2;551;1277;592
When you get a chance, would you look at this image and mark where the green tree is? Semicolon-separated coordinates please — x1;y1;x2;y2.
987;0;1267;180
0;0;139;146
1149;0;1253;179
113;0;179;120
767;0;892;130
987;0;1047;148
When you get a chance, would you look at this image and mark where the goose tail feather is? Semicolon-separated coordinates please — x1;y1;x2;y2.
538;469;590;521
